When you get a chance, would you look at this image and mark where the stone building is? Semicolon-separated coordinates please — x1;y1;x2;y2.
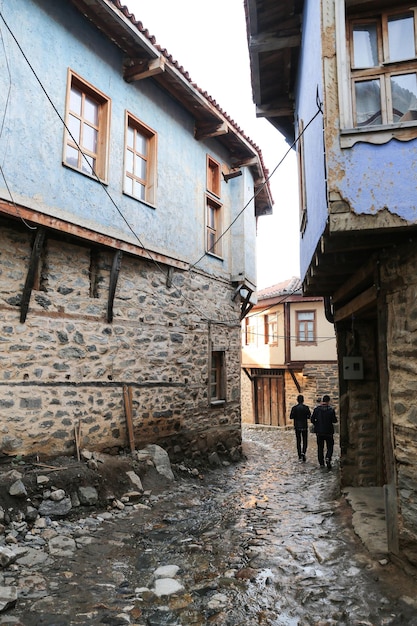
245;0;417;567
241;277;338;426
0;0;272;464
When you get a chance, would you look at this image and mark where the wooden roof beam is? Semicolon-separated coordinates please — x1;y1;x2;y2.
124;56;165;82
249;32;301;54
256;103;294;118
195;121;228;140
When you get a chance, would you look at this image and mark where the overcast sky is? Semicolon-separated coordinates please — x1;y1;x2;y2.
126;0;300;289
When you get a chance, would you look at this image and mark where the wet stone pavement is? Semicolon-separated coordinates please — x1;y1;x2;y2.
1;426;417;626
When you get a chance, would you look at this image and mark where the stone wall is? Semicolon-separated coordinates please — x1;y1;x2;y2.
0;222;242;463
338;321;382;488
383;245;417;557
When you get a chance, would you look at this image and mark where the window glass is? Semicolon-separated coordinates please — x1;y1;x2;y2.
388;14;415;62
82;154;95;175
391;73;417;121
69;88;82;115
135;154;147;180
353;23;378;67
65;145;78;168
68;115;80;141
84;96;99;125
83;124;97;153
355;79;382;125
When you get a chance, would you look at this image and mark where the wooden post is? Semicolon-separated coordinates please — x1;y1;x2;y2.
123;385;135;453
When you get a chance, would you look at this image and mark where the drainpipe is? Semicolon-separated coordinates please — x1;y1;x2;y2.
324;296;334;324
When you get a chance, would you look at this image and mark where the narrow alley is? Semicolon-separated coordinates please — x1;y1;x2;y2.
2;427;417;626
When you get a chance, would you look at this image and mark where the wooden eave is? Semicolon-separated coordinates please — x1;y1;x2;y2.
302;225;417;303
68;0;273;216
244;0;304;143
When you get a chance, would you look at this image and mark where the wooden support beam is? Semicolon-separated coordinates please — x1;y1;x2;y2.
256;104;294;118
195;121;228;140
288;368;301;394
123;385;135;453
20;227;46;323
249;32;300;54
124;56;165;82
332;256;377;305
334;286;377;322
107;249;123;323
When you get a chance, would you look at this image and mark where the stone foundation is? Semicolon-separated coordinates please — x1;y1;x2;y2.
0;222;242;463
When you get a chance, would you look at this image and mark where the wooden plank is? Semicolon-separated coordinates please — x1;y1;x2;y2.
123;385;135;453
270;378;279;426
0;200;188;271
20;227;45;323
334;286;377;322
107;250;123;323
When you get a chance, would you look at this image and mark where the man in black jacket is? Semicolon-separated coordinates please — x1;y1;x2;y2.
311;395;337;469
289;394;311;462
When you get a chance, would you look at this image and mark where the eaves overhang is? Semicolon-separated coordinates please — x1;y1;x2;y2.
68;0;273;216
244;0;304;144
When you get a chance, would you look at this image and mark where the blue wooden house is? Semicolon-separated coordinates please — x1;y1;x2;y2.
0;0;272;464
245;0;417;566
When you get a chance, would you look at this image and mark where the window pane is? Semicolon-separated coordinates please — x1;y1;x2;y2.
135;154;147;180
82;154;95;175
353;23;378;68
391;73;417;122
83;124;97;153
355;79;382;126
207;205;216;229
127;126;134;149
207;231;215;251
298;312;314;321
124;175;133;195
125;149;133;174
69;87;82;115
68;114;80;142
84;95;99;125
388;14;415;62
134;180;145;200
65;145;79;168
135;132;147;156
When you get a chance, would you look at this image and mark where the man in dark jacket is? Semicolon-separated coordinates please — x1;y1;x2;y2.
289;394;311;462
311;395;337;469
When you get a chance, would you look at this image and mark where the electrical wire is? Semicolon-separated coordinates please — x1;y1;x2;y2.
0;8;323;330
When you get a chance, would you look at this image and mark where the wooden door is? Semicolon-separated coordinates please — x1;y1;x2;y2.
254;375;285;426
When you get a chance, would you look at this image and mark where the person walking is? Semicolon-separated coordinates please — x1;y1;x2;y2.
289;394;311;462
311;394;337;469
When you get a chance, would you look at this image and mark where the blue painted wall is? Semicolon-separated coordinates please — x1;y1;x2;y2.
295;0;327;281
0;0;258;282
334;140;417;220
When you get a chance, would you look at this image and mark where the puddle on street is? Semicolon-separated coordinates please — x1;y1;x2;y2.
3;428;417;625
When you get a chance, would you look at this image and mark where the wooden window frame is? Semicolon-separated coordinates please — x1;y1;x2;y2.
338;2;417;146
63;70;110;182
264;313;278;346
124;112;157;206
206;194;223;258
210;350;226;405
295;310;317;345
245;317;256;345
297;119;307;235
207;155;221;197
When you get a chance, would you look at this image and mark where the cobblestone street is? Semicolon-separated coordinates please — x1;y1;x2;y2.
2;426;417;625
